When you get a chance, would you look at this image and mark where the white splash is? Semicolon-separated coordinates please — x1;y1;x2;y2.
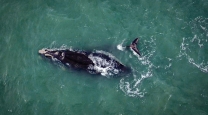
88;55;110;76
117;44;126;51
117;40;126;51
88;51;121;76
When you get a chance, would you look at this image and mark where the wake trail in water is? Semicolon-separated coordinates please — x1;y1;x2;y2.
178;37;208;73
178;16;208;73
118;38;156;97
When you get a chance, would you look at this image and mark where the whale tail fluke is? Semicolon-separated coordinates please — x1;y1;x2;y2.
132;38;139;45
129;38;141;56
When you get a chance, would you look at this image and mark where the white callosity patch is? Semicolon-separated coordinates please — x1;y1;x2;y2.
38;49;47;54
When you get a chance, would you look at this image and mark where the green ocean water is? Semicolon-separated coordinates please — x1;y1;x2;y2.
0;0;208;114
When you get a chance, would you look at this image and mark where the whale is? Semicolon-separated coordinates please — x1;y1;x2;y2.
38;48;130;76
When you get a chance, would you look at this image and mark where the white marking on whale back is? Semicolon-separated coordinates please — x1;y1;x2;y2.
88;53;119;76
93;50;123;64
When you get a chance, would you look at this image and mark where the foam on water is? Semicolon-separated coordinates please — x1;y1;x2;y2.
178;37;208;73
88;50;123;76
118;37;156;97
178;16;208;73
88;54;119;76
117;44;125;51
120;78;146;98
117;39;126;51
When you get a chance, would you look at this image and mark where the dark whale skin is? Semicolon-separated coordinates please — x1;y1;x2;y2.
39;48;130;75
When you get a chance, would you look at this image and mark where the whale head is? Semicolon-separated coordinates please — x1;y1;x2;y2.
39;48;52;57
38;48;48;54
38;48;62;60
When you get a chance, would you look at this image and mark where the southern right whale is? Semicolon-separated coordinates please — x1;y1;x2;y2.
39;48;130;76
38;38;141;76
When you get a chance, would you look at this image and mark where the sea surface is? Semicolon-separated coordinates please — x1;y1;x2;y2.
0;0;208;114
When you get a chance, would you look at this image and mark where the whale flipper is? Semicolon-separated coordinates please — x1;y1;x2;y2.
130;38;141;56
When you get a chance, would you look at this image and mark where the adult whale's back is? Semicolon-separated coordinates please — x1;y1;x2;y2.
62;50;94;68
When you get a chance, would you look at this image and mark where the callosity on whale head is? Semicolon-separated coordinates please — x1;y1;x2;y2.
38;48;131;76
38;48;63;59
38;48;48;54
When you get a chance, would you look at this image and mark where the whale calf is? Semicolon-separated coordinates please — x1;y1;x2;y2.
39;48;130;76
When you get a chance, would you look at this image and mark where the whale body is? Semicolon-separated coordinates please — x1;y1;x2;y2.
38;48;130;76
